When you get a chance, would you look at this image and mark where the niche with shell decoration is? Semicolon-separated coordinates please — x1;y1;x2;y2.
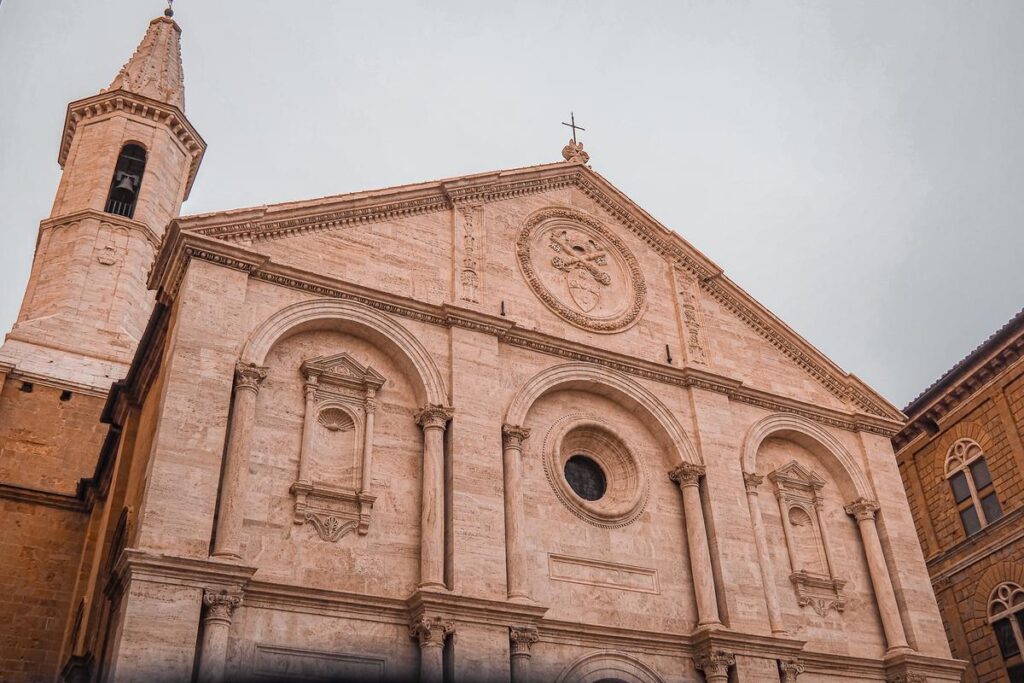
290;352;385;542
768;461;847;616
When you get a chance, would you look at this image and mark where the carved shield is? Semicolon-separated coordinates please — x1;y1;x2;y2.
567;266;600;312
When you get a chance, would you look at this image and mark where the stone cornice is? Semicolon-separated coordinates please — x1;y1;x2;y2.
0;482;89;512
59;90;206;199
894;344;1024;452
172;163;899;421
149;229;903;436
926;505;1024;581
0;366;110;399
406;589;548;626
107;550;257;600
40;208;161;250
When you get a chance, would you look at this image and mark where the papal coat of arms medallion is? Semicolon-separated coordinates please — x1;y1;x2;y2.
516;207;646;332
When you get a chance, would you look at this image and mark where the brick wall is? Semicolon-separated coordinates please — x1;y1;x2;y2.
0;497;88;682
897;360;1024;682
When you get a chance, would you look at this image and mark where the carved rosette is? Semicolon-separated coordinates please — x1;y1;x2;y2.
742;471;764;492
844;498;880;521
234;362;268;393
416;405;454;431
508;626;539;657
779;658;805;682
203;589;243;626
502;424;531;452
694;649;735;680
668;462;706;489
410;616;454;649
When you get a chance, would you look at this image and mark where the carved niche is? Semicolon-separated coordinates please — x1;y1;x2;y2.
290;353;385;542
768;461;846;616
516;206;646;333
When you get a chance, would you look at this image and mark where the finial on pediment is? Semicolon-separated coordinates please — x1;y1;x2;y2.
561;112;590;164
165;0;174;17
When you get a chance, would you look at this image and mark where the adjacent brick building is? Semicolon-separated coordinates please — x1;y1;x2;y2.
894;310;1024;683
1;9;967;683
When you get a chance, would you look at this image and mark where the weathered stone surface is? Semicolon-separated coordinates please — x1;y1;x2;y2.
0;10;966;683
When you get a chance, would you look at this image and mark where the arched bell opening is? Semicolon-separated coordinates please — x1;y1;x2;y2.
104;143;147;218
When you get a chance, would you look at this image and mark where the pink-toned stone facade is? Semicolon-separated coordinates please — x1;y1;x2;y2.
0;12;964;683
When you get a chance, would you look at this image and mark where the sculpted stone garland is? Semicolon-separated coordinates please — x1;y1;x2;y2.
516;207;647;333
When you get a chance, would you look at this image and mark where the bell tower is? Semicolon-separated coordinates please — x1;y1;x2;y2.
0;8;205;390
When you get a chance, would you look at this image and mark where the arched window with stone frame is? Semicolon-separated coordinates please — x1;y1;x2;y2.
988;582;1024;682
945;437;1002;536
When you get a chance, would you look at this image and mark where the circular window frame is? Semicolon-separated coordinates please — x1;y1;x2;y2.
516;207;647;333
542;414;649;528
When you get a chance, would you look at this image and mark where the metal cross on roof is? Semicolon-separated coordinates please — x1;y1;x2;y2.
561;112;586;144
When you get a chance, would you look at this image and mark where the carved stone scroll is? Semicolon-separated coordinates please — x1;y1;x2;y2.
674;267;711;367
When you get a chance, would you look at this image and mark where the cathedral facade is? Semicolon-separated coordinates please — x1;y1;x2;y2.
0;12;965;683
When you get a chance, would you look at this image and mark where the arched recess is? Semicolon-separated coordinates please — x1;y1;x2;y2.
555;651;665;683
505;362;700;466
241;298;448;407
741;412;872;500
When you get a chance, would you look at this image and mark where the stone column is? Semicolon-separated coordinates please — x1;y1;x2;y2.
360;388;377;494
212;362;267;560
669;463;722;629
509;626;539;683
694;649;735;683
812;498;839;579
196;589;243;683
845;498;911;653
410;615;453;683
416;405;453;590
502;424;532;601
779;658;805;682
297;378;317;484
743;472;786;634
775;489;800;573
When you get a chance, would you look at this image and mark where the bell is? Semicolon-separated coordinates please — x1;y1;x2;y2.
113;174;137;195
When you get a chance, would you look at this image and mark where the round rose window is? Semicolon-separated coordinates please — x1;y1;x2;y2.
564;455;607;501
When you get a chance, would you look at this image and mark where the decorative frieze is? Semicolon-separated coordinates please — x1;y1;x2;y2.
674;267;711;367
457;206;482;304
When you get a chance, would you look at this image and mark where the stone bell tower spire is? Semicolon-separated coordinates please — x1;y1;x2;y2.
0;11;205;390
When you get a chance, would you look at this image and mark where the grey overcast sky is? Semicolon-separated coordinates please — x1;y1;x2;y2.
1;1;1022;408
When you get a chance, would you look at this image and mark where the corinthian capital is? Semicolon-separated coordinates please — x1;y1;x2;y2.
742;471;764;492
509;625;539;656
502;424;531;450
694;649;735;678
415;404;454;430
234;362;268;392
844;497;880;521
779;658;805;682
409;615;454;648
668;462;706;488
203;589;243;625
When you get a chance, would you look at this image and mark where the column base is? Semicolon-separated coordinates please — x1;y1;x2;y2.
210;551;242;562
418;581;447;592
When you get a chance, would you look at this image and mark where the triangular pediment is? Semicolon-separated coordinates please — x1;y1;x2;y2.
174;161;902;422
301;352;385;390
768;460;827;490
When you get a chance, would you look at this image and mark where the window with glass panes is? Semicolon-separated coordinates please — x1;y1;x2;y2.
944;438;1002;536
989;582;1024;683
